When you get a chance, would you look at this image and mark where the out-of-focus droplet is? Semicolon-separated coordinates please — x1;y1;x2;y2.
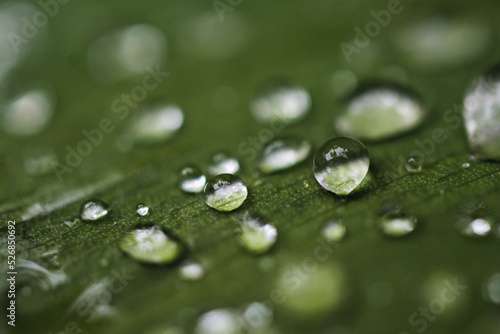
321;221;347;243
204;174;248;212
462;162;471;169
335;83;426;141
87;24;167;84
405;155;423;173
180;262;205;281
251;82;311;125
464;67;500;160
379;216;417;238
179;166;207;193
136;204;149;216
457;218;492;238
127;104;183;145
24;148;57;176
2;87;55;136
80;200;109;221
195;309;240;334
119;226;183;265
484;273;500;305
258;138;311;174
313;137;370;196
208;153;240;175
242;302;273;330
238;216;277;255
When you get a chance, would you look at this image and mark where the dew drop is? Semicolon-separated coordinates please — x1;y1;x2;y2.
484;273;500;305
204;174;248;212
462;162;471;169
127;104;183;145
457;218;492;238
136;204;149;216
258;138;312;173
405;155;423;173
179;262;205;281
238;216;278;255
335;83;426;141
312;137;370;196
321;221;347;243
379;216;417;237
195;309;240;334
179;166;207;193
463;67;500;160
251;82;311;125
80;200;109;221
119;226;183;265
208;153;240;175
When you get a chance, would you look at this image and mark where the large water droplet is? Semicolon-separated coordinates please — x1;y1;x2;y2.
179;262;205;281
258;138;312;173
204;174;248;212
127;104;183;145
179;166;207;193
405;155;423;173
238;216;277;255
195;309;240;334
321;221;347;243
208;153;240;175
119;226;183;265
136;204;150;216
335;83;426;140
464;67;500;160
251;82;311;125
80;200;109;221
457;218;492;238
312;137;370;196
379;216;417;237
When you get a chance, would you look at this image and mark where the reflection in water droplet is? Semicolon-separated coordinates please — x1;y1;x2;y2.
238;216;278;255
313;137;370;196
119;226;183;265
335;83;426;140
180;262;205;281
24;148;58;176
87;24;167;84
127;104;184;145
380;216;417;237
179;166;207;193
321;221;347;243
195;309;239;334
204;174;248;212
464;67;500;160
484;273;500;305
405;155;423;173
208;153;240;175
457;218;492;238
2;87;55;136
136;204;149;216
80;200;109;221
258;138;311;174
251;82;311;125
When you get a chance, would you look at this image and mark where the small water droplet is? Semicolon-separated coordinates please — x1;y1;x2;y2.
179;166;207;193
195;309;240;334
335;83;426;140
464;67;500;160
204;174;248;212
258;138;312;173
462;162;471;169
457;218;492;238
127;104;183;145
238;216;278;255
208;153;240;175
313;137;370;196
251;81;311;125
303;180;309;188
379;216;417;237
179;262;205;281
321;221;347;243
80;200;109;221
136;204;149;216
119;226;183;265
405;155;423;173
484;273;500;305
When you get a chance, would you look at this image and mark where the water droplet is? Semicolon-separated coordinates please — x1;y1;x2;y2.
379;216;417;237
321;221;347;243
208;153;240;175
136;204;149;216
251;82;311;125
335;83;426;140
204;174;248;212
258;138;312;173
195;309;240;334
2;87;55;136
484;273;500;305
80;200;109;221
464;67;500;160
457;218;492;238
179;166;207;193
462;162;471;169
242;302;273;330
24;148;58;176
119;226;183;265
180;262;205;281
238;216;278;255
127;104;183;145
312;137;370;196
405;155;423;173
